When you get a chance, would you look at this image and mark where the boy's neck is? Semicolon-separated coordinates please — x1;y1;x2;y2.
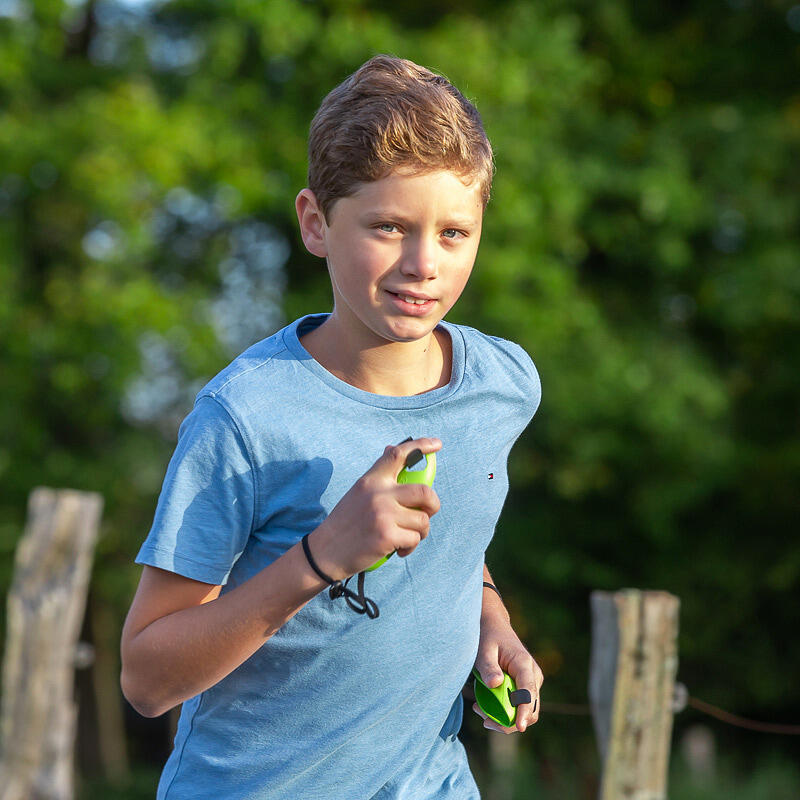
300;316;452;397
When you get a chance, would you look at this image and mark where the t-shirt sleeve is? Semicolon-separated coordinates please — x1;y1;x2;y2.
507;340;541;421
485;333;541;424
135;395;256;585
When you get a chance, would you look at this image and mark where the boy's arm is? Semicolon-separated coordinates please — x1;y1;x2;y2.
473;564;543;733
121;438;441;718
121;545;330;718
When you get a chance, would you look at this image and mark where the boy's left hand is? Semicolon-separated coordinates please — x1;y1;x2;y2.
472;611;543;734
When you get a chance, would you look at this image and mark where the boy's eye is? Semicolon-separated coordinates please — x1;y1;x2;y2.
378;223;399;233
442;229;463;240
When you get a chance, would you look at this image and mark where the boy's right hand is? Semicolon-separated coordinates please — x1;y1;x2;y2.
308;438;442;582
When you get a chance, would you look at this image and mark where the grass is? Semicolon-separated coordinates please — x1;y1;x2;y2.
668;754;800;800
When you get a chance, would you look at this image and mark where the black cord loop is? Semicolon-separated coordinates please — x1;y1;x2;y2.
302;534;380;619
338;572;380;619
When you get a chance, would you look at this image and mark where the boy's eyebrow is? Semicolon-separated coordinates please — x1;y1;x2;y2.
360;210;481;229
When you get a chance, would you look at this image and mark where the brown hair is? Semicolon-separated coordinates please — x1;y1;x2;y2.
307;55;494;221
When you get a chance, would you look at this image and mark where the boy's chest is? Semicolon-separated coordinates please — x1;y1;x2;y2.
247;406;515;568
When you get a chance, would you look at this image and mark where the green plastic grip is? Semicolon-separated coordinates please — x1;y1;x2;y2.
365;449;437;572
472;667;531;728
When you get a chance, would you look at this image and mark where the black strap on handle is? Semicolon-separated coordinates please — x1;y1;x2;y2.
405;448;424;469
508;688;533;707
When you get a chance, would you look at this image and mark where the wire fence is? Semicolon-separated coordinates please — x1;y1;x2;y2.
541;685;800;735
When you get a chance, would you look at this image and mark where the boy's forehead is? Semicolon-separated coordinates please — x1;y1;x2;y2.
349;169;484;210
361;165;482;190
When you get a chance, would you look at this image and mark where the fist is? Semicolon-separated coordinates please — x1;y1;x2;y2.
309;438;442;580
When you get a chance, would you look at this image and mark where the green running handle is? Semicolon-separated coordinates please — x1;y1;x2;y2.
472;667;532;727
365;448;437;572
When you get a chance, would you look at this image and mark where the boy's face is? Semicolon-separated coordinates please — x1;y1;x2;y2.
299;169;484;348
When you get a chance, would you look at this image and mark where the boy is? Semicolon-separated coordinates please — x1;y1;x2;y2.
121;55;543;799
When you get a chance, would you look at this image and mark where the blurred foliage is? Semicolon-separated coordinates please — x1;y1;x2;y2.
1;0;799;785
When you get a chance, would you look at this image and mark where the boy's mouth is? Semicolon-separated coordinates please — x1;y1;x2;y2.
386;291;436;314
394;293;430;305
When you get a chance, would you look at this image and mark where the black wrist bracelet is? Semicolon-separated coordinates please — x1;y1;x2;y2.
483;581;503;600
301;533;341;588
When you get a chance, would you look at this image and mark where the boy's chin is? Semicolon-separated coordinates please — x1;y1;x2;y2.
381;319;440;344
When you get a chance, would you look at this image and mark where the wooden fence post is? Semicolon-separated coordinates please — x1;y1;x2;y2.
589;590;680;800
487;730;518;800
0;488;103;800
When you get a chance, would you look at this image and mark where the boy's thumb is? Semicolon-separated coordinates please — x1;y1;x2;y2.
372;437;439;480
475;654;504;689
481;669;504;689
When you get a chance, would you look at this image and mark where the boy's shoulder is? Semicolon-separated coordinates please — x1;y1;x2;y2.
449;321;539;392
195;321;301;408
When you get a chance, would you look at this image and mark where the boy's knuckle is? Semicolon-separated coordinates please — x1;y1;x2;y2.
374;507;395;532
367;491;388;514
354;475;373;496
378;528;398;551
374;532;389;551
371;508;386;529
508;651;531;674
412;485;428;507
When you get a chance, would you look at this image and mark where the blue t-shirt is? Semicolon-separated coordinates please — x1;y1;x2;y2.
136;314;540;800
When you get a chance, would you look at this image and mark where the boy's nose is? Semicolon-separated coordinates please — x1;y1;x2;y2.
400;237;438;279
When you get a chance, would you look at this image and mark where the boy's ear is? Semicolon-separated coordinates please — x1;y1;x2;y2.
295;188;328;258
